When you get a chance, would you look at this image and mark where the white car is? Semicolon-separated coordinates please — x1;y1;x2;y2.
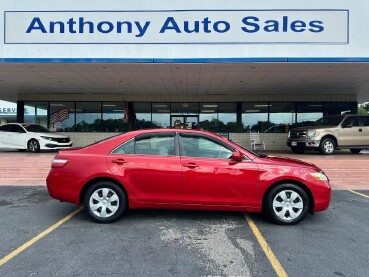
0;123;72;152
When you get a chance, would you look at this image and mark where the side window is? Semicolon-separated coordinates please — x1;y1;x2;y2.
10;125;25;133
112;139;134;154
343;117;359;127
0;125;10;132
181;135;233;159
111;135;175;156
136;135;175;156
360;116;369;127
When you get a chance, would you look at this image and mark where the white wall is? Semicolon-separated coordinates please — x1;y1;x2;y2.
0;0;368;60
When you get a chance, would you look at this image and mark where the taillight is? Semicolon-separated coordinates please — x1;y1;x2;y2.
51;159;69;168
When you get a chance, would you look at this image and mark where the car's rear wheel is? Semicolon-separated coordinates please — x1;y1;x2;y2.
84;181;127;223
291;147;305;154
350;149;362;154
319;138;335;155
27;139;40;153
265;183;310;225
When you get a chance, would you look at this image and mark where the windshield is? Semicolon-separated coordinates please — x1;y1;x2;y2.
23;124;52;133
314;115;345;126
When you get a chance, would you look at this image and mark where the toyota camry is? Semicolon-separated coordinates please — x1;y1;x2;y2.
46;128;331;225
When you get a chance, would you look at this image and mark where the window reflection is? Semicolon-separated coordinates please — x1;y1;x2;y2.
49;102;75;132
269;103;295;133
134;103;154;129
76;102;101;132
296;103;323;127
102;102;128;132
242;103;269;132
24;102;48;127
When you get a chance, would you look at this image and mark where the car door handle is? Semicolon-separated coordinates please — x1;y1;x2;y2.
112;159;127;165
183;162;199;168
359;129;362;132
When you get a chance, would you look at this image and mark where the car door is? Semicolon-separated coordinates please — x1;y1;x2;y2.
0;125;13;148
359;116;369;145
339;116;364;146
179;133;260;207
106;132;182;203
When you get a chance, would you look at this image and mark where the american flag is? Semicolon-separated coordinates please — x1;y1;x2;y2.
50;109;69;124
123;103;129;123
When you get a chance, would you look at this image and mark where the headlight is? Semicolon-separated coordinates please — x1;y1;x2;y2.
41;136;56;141
306;130;320;139
309;172;328;181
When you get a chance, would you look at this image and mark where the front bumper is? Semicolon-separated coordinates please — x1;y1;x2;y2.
287;140;320;149
39;139;73;150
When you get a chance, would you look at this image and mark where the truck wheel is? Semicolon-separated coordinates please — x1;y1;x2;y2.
291;147;305;154
319;138;335;155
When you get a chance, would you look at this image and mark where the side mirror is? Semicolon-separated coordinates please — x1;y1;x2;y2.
231;151;243;162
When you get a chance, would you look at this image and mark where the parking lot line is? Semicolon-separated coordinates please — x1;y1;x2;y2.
0;206;83;267
349;190;369;199
244;213;288;277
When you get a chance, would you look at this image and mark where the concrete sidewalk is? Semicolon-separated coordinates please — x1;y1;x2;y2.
0;150;368;189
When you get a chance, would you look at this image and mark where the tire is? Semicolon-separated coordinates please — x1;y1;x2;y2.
265;183;310;225
84;181;127;223
291;147;305;154
27;139;40;153
350;149;362;154
319;138;335;155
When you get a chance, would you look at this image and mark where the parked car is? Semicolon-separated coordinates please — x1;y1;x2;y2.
287;114;369;154
47;129;331;225
0;123;72;152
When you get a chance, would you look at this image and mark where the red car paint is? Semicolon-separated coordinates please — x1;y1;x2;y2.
46;129;331;214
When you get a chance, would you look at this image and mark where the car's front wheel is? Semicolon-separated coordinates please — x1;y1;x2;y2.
84;181;127;223
265;184;310;225
319;138;335;155
27;139;40;152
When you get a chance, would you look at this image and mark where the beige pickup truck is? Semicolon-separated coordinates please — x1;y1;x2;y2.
287;114;369;154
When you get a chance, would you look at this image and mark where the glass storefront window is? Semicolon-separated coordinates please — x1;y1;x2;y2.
152;103;170;128
269;103;296;133
242;103;269;132
134;103;153;129
102;102;128;132
24;102;48;126
49;102;75;131
199;103;218;132
324;102;352;116
296;103;323;127
76;102;101;132
218;103;237;132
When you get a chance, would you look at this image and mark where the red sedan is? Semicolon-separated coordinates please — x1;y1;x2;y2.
46;129;331;225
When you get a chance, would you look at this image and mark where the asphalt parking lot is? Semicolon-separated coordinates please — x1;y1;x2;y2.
1;151;369;276
0;186;368;277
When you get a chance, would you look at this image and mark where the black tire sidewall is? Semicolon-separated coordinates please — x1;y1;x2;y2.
27;139;40;153
265;183;310;225
84;181;127;223
319;138;335;155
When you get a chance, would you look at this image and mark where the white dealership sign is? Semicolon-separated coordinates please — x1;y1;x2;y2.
4;10;348;44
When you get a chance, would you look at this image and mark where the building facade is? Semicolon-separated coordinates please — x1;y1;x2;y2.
1;0;368;149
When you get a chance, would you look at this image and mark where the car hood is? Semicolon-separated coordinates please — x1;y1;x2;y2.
30;132;69;138
255;155;321;171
